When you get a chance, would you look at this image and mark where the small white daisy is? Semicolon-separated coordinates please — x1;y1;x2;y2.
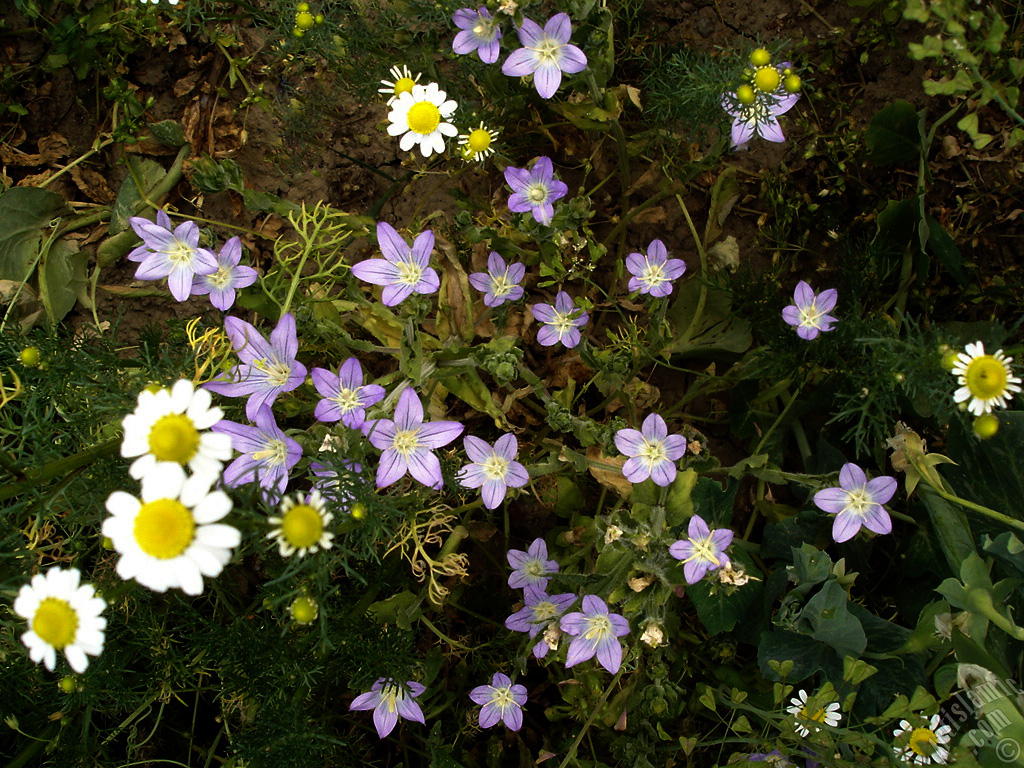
121;380;233;484
893;714;952;765
786;689;842;737
378;64;421;105
103;464;240;595
13;567;106;674
951;340;1022;416
267;490;334;558
458;122;499;162
386;82;458;158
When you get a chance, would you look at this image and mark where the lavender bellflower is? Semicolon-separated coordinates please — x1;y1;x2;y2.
782;281;837;340
361;387;463;490
452;7;502;63
349;678;426;739
351;221;440;307
626;239;686;297
505;156;567;226
469;673;528;730
813;462;896;543
614;413;687;487
128;210;218;302
507;537;559;590
531;291;588;349
190;236;258;311
457;433;529;509
502;13;587;99
311;357;385;429
468;252;526;307
560;595;630;674
204;313;308;422
212;406;302;499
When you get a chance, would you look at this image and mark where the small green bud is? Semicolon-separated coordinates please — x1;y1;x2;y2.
296;2;309;10
736;85;756;105
749;48;772;67
19;347;40;367
296;11;315;29
59;676;77;694
350;503;366;520
973;413;999;439
290;596;318;624
293;27;305;37
783;73;802;93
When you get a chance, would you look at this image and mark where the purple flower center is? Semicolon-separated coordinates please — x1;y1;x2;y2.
396;257;426;286
532;36;561;65
843;488;874;516
532;601;559;622
480;454;510;481
799;302;827;329
687;535;722;568
253;438;289;466
255;358;293;387
491;273;516;298
333;388;361;412
207;266;233;289
526;182;549;204
584;614;612;641
639;260;667;288
392;428;422;456
637;438;668;468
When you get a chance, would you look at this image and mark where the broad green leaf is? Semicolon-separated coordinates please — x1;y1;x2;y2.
110;156;167;233
704;167;740;246
919;485;976;574
757;629;842;683
38;237;87;324
982;532;1024;577
663;278;752;358
438;368;510;430
0;187;69;282
800;580;867;657
686;549;762;635
865;101;921;165
923;215;968;285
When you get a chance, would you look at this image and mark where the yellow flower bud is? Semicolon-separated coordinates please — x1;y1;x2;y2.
59;676;77;693
736;84;756;105
753;67;781;93
297;2;309;10
749;48;772;67
290;596;318;625
296;11;315;29
784;74;802;93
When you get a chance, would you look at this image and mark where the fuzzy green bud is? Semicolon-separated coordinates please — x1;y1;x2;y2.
736;84;756;105
293;27;305;37
749;48;772;67
753;67;781;93
973;414;999;439
296;11;315;29
783;73;802;93
315;13;324;23
297;2;309;10
59;676;77;693
350;503;366;520
19;347;40;367
290;596;318;624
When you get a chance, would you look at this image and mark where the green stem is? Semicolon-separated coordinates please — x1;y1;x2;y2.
753;381;802;456
674;193;709;349
556;649;631;768
0;438;121;502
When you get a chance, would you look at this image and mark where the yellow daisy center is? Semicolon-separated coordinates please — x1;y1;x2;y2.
801;706;828;723
33;598;78;649
393;77;415;96
280;504;324;549
407;101;441;135
754;67;781;93
467;128;492;153
910;727;938;757
148;413;200;464
965;355;1009;399
134;498;196;559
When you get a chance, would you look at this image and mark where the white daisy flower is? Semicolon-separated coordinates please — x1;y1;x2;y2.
267;490;334;558
121;380;233;484
786;689;842;737
951;340;1022;416
103;465;240;595
13;567;106;674
458;122;499;162
386;82;458;158
893;714;952;765
378;64;421;106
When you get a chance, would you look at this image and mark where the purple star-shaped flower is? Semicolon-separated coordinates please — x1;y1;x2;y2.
507;537;559;590
531;291;588;348
560;595;630;674
469;252;526;307
782;281;837;340
614;413;687;486
813;462;896;543
189;236;259;311
127;210;218;302
452;7;502;63
311;357;385;429
212;406;302;498
505;585;577;658
349;678;426;739
457;433;529;509
351;221;440;307
361;387;463;490
505;156;568;226
501;13;587;99
626;239;687;297
721;88;800;150
204;313;308;422
469;673;528;730
669;514;734;584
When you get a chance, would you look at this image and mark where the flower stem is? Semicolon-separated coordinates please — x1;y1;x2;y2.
556;646;632;768
674;193;709;350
